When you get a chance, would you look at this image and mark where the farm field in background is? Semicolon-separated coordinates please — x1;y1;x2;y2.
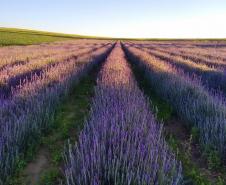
0;28;111;46
1;32;226;184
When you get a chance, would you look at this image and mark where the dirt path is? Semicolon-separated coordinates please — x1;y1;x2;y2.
22;148;50;185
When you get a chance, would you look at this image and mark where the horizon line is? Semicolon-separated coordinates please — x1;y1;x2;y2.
1;26;226;40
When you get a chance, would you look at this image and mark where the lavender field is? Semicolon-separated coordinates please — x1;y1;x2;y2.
1;39;226;185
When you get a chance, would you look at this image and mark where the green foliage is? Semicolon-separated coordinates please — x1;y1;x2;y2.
168;135;179;151
38;74;96;184
191;126;199;142
205;149;221;170
7;159;27;185
15;159;27;173
39;168;60;185
216;176;225;185
167;135;212;185
167;134;226;185
185;168;211;185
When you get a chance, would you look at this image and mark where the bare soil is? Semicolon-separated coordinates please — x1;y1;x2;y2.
165;117;225;184
22;148;50;185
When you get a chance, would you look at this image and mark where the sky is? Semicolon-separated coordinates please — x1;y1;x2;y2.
1;0;226;38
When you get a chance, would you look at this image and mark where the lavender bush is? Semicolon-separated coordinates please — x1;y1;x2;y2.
0;43;114;184
64;44;182;185
135;46;226;94
0;42;109;99
123;44;226;160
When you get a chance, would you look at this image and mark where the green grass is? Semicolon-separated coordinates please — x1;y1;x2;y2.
8;64;99;185
38;73;96;185
0;27;111;46
0;28;72;46
0;31;71;46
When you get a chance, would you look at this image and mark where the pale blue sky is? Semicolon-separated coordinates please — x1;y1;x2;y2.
1;0;226;38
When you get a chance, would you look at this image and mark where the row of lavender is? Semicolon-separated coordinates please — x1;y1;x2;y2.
133;41;226;61
64;44;182;185
153;42;226;62
137;44;226;68
0;42;114;184
129;43;226;96
0;42;109;99
152;47;226;92
0;40;107;69
122;43;226;162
